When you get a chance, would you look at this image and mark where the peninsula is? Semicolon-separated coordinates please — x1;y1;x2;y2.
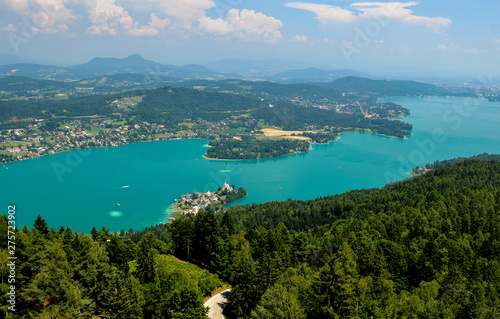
170;181;247;220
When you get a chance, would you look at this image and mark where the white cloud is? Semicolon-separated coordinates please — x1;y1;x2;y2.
437;43;448;51
437;43;480;53
198;9;283;44
398;46;411;52
351;2;451;32
85;0;170;36
292;35;308;43
198;17;232;35
0;0;76;33
127;13;171;36
149;13;171;30
285;3;355;23
0;0;281;41
285;1;451;32
126;0;215;28
0;23;17;32
86;0;134;35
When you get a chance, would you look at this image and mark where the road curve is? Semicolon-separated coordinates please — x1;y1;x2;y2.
204;289;231;319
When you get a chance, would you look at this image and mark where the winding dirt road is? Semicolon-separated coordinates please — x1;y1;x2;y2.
204;289;231;319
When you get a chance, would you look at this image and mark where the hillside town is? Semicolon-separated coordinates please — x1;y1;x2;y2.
0;116;229;164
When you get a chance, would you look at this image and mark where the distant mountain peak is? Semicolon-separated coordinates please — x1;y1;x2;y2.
269;67;371;83
124;54;147;61
75;54;157;71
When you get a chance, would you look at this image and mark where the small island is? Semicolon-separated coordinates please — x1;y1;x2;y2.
170;181;247;219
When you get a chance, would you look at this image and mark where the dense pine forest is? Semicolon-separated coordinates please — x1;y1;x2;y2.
2;159;500;318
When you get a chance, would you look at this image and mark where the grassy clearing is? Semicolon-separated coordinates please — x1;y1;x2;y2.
117;96;143;109
1;141;31;147
231;114;251;119
178;122;195;128
220;128;247;134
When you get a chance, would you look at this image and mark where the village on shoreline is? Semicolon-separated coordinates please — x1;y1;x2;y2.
168;180;247;221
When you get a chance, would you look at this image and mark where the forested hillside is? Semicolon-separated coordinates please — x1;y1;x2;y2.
156;159;500;318
0;218;225;318
3;159;500;318
253;103;412;136
315;76;443;96
428;153;500;169
220;160;500;318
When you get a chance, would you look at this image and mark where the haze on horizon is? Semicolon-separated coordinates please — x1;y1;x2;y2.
0;0;499;77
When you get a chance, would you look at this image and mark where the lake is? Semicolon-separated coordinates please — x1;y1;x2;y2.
2;96;500;232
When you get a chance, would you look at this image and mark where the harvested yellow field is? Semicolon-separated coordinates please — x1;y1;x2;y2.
283;136;311;140
232;136;242;141
261;128;315;137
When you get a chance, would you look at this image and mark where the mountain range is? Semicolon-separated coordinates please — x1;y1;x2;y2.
0;54;237;82
0;53;482;83
0;53;451;96
0;54;366;83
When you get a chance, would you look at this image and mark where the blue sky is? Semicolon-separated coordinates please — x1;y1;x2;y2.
0;0;499;75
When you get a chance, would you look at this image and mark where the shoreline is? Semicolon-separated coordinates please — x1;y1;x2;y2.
4;95;493;167
1;119;411;167
0;137;211;167
202;154;246;161
1;129;410;167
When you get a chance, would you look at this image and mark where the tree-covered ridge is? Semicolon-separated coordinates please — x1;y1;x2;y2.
134;86;265;126
411;153;500;176
173;79;345;100
218;160;500;318
0;86;263;123
228;160;500;232
0;76;74;92
428;153;500;169
315;76;444;96
253;103;412;137
0;218;225;318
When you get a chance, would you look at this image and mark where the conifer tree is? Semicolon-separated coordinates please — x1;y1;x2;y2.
135;233;157;284
251;284;306;319
226;242;259;318
33;215;49;235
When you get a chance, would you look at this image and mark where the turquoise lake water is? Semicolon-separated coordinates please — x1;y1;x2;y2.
2;96;500;232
